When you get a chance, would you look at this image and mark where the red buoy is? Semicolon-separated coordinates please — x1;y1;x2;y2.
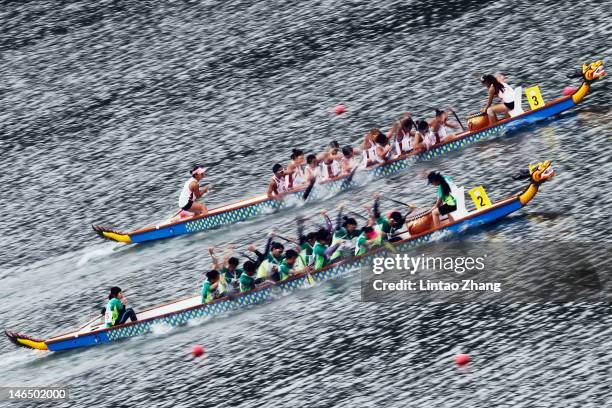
334;104;346;115
562;86;577;96
192;345;204;357
455;353;470;366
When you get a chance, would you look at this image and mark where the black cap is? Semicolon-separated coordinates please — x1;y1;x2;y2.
427;171;440;184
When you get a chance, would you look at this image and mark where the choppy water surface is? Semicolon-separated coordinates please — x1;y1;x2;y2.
0;0;610;406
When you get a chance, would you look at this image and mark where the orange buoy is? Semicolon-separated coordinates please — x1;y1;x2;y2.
455;353;470;366
562;86;577;96
334;104;346;115
192;345;204;357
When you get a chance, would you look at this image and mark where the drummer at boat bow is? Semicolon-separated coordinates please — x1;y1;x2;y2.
428;171;457;228
105;286;137;327
178;166;209;216
481;74;515;124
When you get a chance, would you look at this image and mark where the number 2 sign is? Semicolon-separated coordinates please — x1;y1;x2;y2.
468;186;492;210
525;85;545;110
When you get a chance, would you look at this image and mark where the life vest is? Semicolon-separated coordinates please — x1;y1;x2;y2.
395;134;411;155
422;130;436;149
374;143;389;163
330;229;358;260
104;299;120;327
305;165;320;182
286;163;305;189
272;175;288;194
362;144;377;165
439;175;457;206
320;161;341;180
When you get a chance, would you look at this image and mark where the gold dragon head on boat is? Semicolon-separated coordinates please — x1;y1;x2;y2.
569;60;605;104
515;160;554;205
581;60;605;83
529;160;555;184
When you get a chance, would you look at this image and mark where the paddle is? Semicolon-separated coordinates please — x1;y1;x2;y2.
275;234;298;244
302;178;317;201
380;195;418;209
349;211;369;221
449;108;466;131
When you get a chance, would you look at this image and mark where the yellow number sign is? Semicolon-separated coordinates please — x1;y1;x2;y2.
469;186;492;209
525;86;545;110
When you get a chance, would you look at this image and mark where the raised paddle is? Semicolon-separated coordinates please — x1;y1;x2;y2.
380;195;418;209
348;211;369;220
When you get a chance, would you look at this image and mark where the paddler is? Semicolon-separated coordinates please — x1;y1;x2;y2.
361;129;379;166
354;225;381;256
267;164;288;198
304;154;321;183
373;131;393;164
429;109;460;144
201;270;227;303
295;216;318;269
209;245;243;292
105;286;137;327
330;215;361;260
319;141;342;181
286;149;306;189
312;212;344;269
389;116;416;156
340;145;360;175
247;233;285;280
178;166;209;217
427;171;457;227
370;193;410;242
239;261;258;292
415;120;435;150
480;74;516;124
276;249;300;282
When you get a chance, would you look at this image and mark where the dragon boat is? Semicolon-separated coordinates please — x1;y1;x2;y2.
92;61;603;244
8;161;555;351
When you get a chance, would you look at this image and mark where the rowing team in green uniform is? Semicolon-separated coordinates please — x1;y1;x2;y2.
201;170;457;303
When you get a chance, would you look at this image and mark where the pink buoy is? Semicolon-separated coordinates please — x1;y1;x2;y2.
192;345;204;357
562;86;577;96
334;104;346;115
455;353;471;366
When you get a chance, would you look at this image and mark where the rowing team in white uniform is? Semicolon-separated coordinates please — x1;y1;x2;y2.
176;73;516;214
267;110;462;197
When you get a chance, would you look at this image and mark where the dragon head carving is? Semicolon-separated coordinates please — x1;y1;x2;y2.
516;160;555;205
568;60;605;83
514;160;554;185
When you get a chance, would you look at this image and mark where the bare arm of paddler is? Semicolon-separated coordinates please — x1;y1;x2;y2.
481;86;496;112
208;247;221;269
248;233;275;264
320;210;332;232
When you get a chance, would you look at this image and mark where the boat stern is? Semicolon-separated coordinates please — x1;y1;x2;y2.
92;225;132;244
5;330;48;351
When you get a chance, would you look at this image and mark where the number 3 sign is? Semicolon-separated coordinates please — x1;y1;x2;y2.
525;85;545;110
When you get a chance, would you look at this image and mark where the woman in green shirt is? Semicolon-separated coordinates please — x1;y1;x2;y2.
104;286;137;327
427;171;457;228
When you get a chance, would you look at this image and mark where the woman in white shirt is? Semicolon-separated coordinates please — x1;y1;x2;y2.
481;74;515;124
